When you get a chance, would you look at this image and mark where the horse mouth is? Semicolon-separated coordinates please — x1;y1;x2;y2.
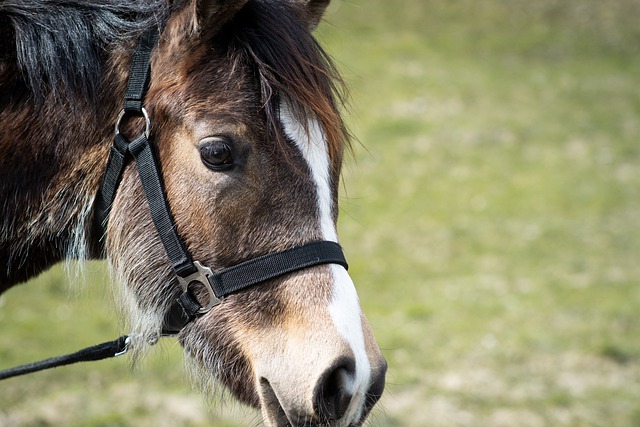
259;377;367;427
259;378;292;426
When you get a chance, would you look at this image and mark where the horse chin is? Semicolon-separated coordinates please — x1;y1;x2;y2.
178;314;261;407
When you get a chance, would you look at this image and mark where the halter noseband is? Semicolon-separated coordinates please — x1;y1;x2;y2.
94;28;348;335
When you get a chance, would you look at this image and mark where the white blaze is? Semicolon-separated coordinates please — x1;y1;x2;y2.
279;103;337;242
279;101;371;422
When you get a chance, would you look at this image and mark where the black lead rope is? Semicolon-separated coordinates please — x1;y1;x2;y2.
0;336;130;381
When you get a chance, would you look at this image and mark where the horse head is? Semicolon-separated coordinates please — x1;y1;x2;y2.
103;1;386;425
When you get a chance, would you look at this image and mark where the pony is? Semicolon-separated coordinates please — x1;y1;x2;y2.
0;0;387;426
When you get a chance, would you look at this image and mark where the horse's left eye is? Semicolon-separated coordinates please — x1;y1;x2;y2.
199;137;234;170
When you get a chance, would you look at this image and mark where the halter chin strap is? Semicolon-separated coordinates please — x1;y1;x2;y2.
95;28;349;336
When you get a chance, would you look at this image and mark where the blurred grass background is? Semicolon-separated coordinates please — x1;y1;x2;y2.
2;0;640;425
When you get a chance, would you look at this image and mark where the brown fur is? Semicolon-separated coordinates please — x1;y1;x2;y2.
0;1;384;425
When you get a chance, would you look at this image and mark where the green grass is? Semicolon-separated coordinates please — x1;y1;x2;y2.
321;1;640;425
2;0;640;425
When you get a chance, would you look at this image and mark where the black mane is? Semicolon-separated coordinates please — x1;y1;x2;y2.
0;0;171;101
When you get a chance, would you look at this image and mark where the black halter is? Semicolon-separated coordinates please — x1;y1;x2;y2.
95;28;348;335
0;26;348;382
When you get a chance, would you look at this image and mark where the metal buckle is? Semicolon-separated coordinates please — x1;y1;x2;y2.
114;107;151;139
176;261;222;314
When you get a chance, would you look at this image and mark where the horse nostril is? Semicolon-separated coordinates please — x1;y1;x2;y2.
313;357;356;422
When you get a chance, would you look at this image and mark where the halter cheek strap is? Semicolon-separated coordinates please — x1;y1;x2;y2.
94;27;349;336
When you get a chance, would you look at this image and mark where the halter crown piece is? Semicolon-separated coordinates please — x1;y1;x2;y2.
95;27;349;335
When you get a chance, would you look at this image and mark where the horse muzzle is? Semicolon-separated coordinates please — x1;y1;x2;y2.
250;267;387;426
257;345;387;427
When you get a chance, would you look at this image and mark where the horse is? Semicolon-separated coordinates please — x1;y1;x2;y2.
0;0;387;425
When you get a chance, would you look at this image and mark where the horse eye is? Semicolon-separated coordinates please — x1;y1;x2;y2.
199;137;234;170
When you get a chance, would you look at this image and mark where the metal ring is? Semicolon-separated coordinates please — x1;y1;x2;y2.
114;107;151;140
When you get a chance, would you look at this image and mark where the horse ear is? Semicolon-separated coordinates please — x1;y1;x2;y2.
195;0;248;32
293;0;330;30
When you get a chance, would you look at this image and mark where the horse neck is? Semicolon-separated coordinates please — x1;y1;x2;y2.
0;52;129;290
